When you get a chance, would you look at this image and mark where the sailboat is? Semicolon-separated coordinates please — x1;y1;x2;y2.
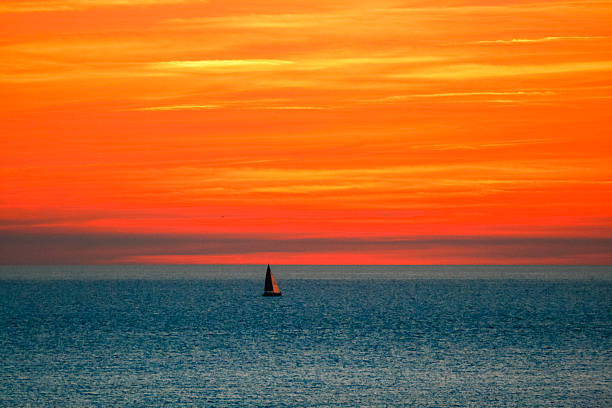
262;264;282;296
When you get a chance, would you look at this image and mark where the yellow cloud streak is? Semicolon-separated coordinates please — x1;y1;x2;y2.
164;2;608;29
392;61;612;80
130;104;326;111
149;59;294;70
132;164;605;201
1;39;219;60
6;57;607;87
370;91;556;102
299;56;444;70
406;139;551;151
246;178;612;195
146;56;443;72
250;106;327;110
214;162;577;185
0;0;204;12
382;2;607;15
7;160;604;209
251;184;375;194
475;36;607;44
165;13;356;29
131;104;222;111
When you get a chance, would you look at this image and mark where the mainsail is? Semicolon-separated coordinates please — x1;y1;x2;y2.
263;264;282;296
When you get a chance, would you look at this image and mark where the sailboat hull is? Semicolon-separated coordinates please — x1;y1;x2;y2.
262;291;282;297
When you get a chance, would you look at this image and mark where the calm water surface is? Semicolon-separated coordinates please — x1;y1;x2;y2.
1;265;611;406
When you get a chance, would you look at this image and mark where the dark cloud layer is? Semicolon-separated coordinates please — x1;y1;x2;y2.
1;229;610;264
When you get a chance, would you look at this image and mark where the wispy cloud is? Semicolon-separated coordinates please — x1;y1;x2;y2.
130;104;222;111
369;90;556;103
299;56;445;70
164;12;356;29
128;103;327;112
407;139;551;151
212;162;579;187
148;59;294;71
474;36;607;44
392;61;612;80
0;0;204;13
409;91;555;98
248;106;327;110
251;184;369;194
146;56;442;73
0;58;295;83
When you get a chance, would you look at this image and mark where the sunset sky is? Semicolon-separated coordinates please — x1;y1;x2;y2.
1;0;611;264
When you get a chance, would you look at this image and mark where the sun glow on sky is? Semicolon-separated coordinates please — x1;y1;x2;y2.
1;0;611;264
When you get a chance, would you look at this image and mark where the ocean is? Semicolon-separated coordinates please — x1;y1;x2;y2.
1;265;610;407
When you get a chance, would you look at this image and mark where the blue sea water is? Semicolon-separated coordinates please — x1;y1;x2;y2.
0;265;611;407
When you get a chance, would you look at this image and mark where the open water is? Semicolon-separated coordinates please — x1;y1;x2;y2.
0;265;611;407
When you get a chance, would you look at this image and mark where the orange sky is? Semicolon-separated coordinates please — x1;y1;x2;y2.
1;0;611;264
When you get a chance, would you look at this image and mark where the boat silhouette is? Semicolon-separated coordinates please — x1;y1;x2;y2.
262;264;282;296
